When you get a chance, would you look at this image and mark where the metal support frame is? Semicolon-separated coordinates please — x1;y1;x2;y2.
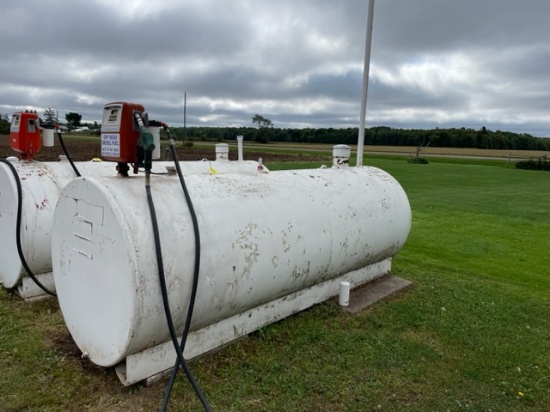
115;258;392;386
18;272;55;300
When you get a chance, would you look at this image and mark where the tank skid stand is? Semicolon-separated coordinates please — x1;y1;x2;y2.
115;258;392;386
17;272;55;301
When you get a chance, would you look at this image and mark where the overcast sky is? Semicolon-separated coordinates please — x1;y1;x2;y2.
1;0;549;136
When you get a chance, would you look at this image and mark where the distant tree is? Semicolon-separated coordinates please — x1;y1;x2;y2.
65;112;82;131
252;114;273;143
411;135;431;163
252;114;273;128
44;108;56;122
43;108;58;126
0;113;10;135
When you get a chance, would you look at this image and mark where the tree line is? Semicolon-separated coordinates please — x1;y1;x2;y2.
2;112;548;151
169;125;550;151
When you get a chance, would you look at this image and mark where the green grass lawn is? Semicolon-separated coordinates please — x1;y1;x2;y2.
1;156;549;411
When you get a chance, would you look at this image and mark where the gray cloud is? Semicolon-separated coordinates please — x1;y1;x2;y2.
1;0;549;136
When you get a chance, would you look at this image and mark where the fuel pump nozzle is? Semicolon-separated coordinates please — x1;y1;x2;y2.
133;111;155;172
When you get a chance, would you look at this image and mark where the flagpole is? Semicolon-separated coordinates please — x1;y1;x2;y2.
356;0;375;167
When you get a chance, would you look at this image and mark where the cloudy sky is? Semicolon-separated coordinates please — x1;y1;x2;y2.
1;0;549;136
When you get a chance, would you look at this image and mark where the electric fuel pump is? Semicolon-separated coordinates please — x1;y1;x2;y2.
10;111;41;160
100;102;159;175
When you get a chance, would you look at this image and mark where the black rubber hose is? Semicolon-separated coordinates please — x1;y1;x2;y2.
144;173;210;412
0;159;56;296
159;127;208;412
57;130;81;177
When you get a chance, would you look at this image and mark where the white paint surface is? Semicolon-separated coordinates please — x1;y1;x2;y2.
51;166;411;368
0;158;265;291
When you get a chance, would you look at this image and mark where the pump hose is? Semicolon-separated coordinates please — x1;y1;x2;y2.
56;131;81;177
145;125;210;411
159;132;208;411
0;159;56;296
145;176;210;411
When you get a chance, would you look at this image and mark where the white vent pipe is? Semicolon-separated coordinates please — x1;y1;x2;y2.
339;281;351;306
237;135;244;161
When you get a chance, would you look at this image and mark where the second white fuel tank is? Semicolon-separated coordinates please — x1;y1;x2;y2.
0;157;264;290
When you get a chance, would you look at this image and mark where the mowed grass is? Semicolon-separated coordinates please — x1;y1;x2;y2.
1;155;549;411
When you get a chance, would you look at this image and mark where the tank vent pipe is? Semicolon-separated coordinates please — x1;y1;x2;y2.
257;157;264;173
237;135;244;161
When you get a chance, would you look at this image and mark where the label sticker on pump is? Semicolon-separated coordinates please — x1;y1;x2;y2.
101;133;121;157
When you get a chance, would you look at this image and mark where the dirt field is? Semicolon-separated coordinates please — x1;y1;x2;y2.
2;134;548;163
0;135;327;163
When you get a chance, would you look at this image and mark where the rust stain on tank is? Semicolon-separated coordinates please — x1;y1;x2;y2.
35;199;48;210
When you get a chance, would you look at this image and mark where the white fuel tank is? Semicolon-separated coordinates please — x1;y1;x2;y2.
0;159;115;289
0;158;265;290
51;166;411;368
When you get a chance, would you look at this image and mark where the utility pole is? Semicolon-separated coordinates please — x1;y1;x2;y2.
183;92;187;142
